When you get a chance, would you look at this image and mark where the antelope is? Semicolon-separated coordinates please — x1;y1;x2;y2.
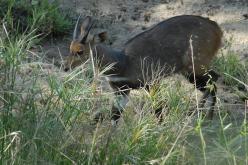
64;15;222;124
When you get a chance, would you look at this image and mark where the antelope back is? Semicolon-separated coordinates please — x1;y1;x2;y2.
121;15;222;82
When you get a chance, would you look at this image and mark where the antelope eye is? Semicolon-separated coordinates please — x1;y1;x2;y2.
77;50;84;55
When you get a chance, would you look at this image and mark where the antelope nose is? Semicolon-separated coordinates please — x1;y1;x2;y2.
64;67;69;72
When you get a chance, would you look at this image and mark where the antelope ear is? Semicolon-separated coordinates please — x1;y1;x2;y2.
93;31;107;43
80;16;92;37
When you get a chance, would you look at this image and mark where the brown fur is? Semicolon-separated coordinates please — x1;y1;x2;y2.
64;15;223;122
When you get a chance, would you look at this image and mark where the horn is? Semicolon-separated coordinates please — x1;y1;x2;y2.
80;21;94;43
73;14;82;40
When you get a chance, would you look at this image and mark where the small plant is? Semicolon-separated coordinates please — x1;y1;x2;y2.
214;51;247;87
29;0;72;35
213;51;248;100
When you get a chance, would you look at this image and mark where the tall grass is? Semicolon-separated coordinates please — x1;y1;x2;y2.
0;33;247;164
0;25;107;163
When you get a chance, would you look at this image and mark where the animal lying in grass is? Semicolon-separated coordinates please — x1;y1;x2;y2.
64;15;222;124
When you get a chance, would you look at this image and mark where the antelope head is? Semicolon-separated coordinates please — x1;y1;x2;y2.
64;16;107;71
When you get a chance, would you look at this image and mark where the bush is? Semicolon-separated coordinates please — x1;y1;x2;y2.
0;0;72;36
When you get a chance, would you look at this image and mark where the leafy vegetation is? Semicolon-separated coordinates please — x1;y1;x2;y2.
213;51;248;100
0;0;72;36
214;52;247;87
0;1;247;164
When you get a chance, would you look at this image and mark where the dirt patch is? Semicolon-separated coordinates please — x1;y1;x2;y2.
43;0;248;60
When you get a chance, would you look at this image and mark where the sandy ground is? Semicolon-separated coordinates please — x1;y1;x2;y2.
44;0;248;56
40;0;248;115
57;0;248;51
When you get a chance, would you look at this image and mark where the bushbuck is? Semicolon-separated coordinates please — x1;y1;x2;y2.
64;15;222;124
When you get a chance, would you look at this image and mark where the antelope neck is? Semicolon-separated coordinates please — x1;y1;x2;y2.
92;44;127;76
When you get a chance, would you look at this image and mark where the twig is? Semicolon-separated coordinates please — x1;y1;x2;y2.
189;35;199;115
